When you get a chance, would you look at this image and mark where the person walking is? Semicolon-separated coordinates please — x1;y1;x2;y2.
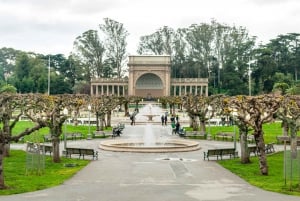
175;121;180;134
164;115;167;126
161;115;165;126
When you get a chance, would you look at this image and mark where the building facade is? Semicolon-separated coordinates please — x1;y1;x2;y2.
90;55;208;97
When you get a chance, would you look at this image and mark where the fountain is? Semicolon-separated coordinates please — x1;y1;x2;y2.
141;104;159;121
99;103;200;153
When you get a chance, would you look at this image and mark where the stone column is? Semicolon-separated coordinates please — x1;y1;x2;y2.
179;85;181;96
96;85;99;96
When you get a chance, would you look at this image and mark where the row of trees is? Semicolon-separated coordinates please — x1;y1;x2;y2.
1;19;300;95
1;93;300;189
159;93;299;176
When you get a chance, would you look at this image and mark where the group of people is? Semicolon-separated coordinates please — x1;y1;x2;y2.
130;110;181;134
161;114;168;126
172;116;181;135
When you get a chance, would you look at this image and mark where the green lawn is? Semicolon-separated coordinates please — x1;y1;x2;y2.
184;121;283;144
11;121;111;143
218;152;300;196
1;150;89;195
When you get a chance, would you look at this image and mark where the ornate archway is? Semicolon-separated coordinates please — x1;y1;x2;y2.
135;73;164;97
128;55;171;97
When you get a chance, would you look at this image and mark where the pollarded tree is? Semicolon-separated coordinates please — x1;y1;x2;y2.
26;94;87;163
182;94;223;133
277;95;300;159
0;93;46;189
90;95;106;131
103;95;120;127
226;95;282;174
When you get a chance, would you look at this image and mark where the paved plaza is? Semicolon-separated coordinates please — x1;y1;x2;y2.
4;123;300;201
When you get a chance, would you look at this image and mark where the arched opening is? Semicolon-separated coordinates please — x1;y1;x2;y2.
135;73;164;97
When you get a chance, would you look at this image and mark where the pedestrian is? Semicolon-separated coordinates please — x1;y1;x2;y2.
130;114;135;126
161;115;165;126
164;115;167;126
176;114;179;122
130;114;133;125
171;121;176;134
132;114;136;125
175;121;180;134
170;115;175;123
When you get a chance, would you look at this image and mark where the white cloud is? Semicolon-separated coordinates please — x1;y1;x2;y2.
0;0;300;55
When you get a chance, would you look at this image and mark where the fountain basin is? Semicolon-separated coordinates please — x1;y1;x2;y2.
99;139;200;153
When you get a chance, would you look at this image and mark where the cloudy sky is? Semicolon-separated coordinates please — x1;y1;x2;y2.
0;0;299;56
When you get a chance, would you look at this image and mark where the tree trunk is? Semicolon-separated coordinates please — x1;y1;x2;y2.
3;119;10;157
50;125;62;163
256;130;268;175
282;121;289;136
124;103;129;116
100;114;105;130
3;143;10;157
290;123;298;159
199;120;206;134
73;110;79;126
107;111;111;127
189;115;198;131
52;136;61;163
96;113;100;131
240;132;250;164
0;142;6;189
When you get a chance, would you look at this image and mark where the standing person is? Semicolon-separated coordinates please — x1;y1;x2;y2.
161;115;165;126
170;115;175;123
175;121;180;134
164;115;167;126
176;114;179;122
132;115;136;125
130;114;134;126
171;120;176;134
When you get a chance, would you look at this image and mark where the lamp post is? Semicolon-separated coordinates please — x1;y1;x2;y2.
248;59;251;96
248;58;256;96
87;104;92;140
63;108;68;151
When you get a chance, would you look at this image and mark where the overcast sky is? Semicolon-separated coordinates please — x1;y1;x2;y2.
0;0;299;56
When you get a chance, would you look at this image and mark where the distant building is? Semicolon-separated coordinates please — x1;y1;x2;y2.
90;55;208;98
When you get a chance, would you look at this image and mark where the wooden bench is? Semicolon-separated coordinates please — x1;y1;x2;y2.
40;144;53;155
61;133;83;141
204;148;237;160
247;135;255;143
249;143;275;156
66;147;98;160
43;134;52;142
265;143;275;154
93;131;106;138
184;131;207;139
215;132;235;141
248;145;258;156
276;136;300;145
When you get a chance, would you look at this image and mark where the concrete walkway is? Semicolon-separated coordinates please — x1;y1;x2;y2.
3;124;300;201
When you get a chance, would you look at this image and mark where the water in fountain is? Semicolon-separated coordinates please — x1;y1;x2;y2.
136;103;162;122
143;124;156;147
